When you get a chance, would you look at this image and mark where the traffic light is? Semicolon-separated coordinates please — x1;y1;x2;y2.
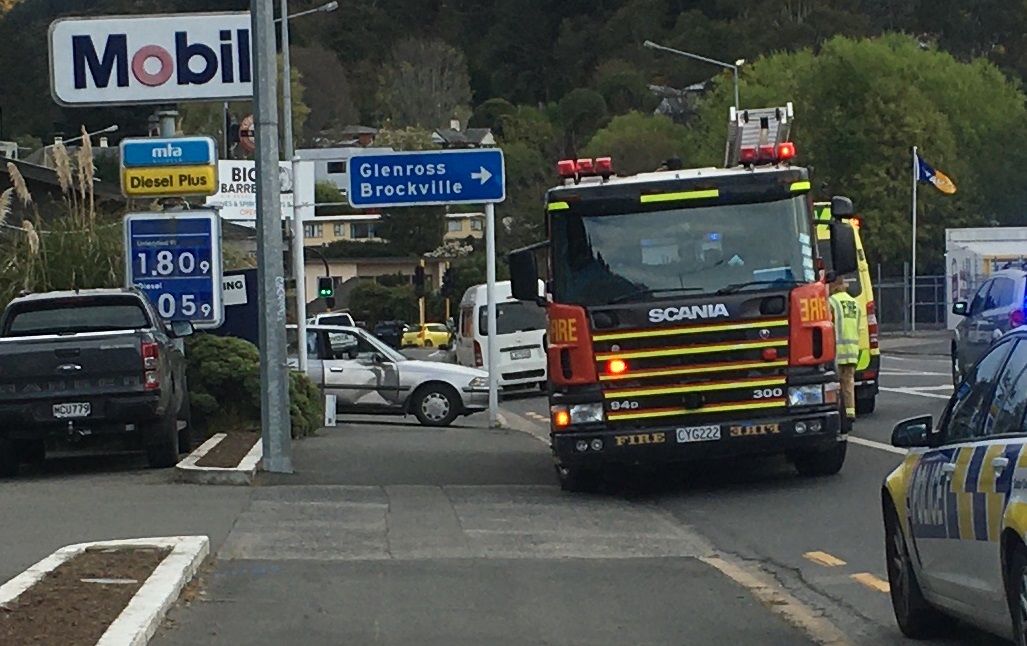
318;276;334;298
413;265;426;298
441;268;456;298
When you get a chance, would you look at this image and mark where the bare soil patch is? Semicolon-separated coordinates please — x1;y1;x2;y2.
194;431;259;468
0;546;171;646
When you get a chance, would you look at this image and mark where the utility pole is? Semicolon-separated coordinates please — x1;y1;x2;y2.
252;0;293;473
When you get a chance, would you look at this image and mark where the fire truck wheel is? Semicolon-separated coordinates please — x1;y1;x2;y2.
793;440;847;477
556;463;602;493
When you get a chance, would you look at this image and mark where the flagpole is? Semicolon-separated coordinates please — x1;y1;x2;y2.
911;146;918;333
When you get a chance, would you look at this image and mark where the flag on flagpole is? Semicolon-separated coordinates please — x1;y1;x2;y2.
915;153;957;194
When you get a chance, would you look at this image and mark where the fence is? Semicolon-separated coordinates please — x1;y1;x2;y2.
872;263;948;332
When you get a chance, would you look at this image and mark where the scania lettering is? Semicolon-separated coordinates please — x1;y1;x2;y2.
649;303;729;323
508;103;860;492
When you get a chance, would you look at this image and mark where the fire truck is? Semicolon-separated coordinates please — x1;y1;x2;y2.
508;103;859;492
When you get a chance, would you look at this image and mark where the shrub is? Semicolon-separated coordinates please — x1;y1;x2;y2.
185;333;322;438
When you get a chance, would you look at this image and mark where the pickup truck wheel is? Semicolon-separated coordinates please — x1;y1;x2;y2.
412;384;461;427
145;415;180;469
793;440;847;477
177;394;193;454
0;436;18;478
556;463;602;493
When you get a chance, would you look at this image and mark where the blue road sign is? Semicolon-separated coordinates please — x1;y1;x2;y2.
348;149;506;208
124;212;224;329
121;136;216;168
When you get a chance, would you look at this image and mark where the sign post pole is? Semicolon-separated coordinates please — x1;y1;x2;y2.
252;0;293;473
485;202;500;428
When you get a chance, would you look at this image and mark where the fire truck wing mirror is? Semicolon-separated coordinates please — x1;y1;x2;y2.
829;221;858;277
509;248;542;303
830;195;854;218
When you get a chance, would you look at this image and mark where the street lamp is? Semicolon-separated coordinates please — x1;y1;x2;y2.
644;40;744;112
280;0;339;372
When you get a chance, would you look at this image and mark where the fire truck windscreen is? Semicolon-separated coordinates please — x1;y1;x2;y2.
549;196;816;306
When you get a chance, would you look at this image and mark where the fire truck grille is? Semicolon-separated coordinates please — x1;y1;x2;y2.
591;317;790;425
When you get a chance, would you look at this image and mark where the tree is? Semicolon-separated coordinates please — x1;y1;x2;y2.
378;38;473;129
688;33;1027;274
376;206;446;256
347;279;418;325
291;45;359;144
176;54;310;154
582;111;693;175
554;88;609;157
594;59;658;115
468;98;517;135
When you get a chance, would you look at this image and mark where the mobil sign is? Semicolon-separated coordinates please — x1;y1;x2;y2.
48;12;253;106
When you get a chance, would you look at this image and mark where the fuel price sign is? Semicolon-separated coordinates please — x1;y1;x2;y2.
124;211;224;328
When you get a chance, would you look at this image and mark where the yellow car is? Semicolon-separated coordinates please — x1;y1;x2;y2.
883;327;1027;643
402;323;452;349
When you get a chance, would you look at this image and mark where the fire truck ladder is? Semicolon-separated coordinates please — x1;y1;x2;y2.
724;102;794;167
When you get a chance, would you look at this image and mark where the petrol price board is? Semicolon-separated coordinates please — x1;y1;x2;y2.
124;211;224;328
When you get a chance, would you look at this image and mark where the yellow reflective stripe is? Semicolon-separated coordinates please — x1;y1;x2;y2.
981;444;1007;542
640;189;719;203
596;339;787;361
599;360;788;381
547;201;569;211
604;377;785;399
607;399;785;421
952;448;976;540
790;181;812;192
593;319;787;342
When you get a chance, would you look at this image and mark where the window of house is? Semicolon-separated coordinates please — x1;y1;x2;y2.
470;219;484;231
351;222;376;239
327;161;347;174
448;220;463;232
304;224;323;238
334;224;346;237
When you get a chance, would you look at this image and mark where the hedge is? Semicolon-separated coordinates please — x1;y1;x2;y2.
184;333;322;438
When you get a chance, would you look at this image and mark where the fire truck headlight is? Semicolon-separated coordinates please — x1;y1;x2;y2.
570;403;604;424
788;385;824;407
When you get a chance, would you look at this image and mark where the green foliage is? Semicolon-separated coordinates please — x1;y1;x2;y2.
322;239;405;259
688;33;1027;274
376;207;446;256
582;112;694;175
555;88;609;156
377;38;472;129
347;279;418;325
314;181;362;216
184;333;322;438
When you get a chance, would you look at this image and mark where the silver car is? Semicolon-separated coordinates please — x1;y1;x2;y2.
287;324;490;427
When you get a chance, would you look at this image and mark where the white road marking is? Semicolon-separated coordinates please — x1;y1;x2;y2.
883;355;949;363
880;369;949;376
880;386;951;400
848;436;907;455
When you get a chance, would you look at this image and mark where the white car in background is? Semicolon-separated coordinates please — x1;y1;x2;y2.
308;311;356;327
287;324;489;427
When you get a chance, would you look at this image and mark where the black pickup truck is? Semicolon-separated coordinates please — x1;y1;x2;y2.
0;288;193;476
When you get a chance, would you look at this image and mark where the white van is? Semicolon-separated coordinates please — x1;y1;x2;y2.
455;281;548;391
309;311;355;327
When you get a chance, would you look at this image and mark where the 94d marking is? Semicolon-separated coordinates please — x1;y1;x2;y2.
608;400;639;411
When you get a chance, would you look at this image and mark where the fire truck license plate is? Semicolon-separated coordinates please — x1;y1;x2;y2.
53;402;91;418
676;425;721;443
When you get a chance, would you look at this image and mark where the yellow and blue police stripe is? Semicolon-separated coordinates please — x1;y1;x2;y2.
908;443;1025;543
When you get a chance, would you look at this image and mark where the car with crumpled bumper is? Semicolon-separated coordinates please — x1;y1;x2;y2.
288;324;489;427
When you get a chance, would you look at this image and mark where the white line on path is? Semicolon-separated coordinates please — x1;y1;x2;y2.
880;369;949;376
880;386;951;400
848;435;907;455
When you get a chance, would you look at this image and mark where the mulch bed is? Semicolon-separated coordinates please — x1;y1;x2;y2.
194;431;259;468
0;546;171;646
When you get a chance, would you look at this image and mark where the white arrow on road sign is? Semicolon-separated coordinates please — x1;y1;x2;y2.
471;166;492;185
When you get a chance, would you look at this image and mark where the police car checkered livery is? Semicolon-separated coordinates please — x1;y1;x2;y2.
883;327;1027;644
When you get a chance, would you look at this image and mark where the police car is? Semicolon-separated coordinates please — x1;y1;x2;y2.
883;327;1027;644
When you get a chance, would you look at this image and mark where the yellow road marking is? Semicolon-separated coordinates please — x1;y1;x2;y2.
850;573;890;593
803;551;846;567
701;556;851;646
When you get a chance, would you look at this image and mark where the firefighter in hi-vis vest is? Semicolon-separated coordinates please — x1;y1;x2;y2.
829;273;861;429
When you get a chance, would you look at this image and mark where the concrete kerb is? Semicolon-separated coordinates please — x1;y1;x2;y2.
0;535;210;646
175;432;263;485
